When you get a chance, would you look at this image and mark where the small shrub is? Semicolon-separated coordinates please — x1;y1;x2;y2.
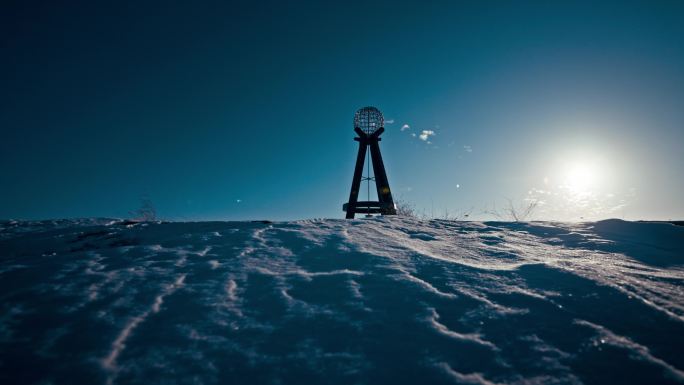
394;198;418;218
130;198;157;222
485;198;539;222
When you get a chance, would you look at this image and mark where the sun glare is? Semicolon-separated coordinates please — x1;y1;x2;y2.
563;161;598;193
533;153;625;220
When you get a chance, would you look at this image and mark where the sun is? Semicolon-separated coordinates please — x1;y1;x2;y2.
533;154;621;220
561;160;599;194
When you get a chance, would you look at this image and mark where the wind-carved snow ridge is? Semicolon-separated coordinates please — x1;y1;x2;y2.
1;217;683;385
427;308;498;350
101;274;186;384
575;319;684;382
452;285;528;316
435;362;500;385
397;267;458;299
221;278;243;318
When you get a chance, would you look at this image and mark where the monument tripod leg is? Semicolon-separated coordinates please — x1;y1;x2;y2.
346;141;367;219
369;141;396;215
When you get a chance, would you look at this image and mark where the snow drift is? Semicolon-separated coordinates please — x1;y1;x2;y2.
0;217;683;385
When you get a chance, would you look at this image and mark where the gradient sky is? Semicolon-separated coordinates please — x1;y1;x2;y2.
2;0;683;221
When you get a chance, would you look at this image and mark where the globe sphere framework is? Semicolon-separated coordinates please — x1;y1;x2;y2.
354;106;384;135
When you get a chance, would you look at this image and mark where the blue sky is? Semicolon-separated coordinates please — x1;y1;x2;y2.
2;1;683;221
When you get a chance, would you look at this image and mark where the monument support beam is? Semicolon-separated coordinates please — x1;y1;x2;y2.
346;136;368;219
369;140;396;215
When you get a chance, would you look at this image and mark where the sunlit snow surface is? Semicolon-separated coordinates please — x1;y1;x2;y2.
1;218;683;385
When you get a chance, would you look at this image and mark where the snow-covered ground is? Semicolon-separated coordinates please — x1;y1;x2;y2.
1;217;683;385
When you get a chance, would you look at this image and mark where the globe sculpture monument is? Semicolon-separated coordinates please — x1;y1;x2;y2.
343;106;397;219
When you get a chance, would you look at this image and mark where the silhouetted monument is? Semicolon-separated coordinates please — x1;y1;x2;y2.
343;107;397;219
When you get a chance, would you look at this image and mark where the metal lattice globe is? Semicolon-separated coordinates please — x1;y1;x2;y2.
354;106;384;135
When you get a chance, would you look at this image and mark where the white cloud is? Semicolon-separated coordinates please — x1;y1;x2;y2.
401;124;410;131
463;145;472;152
411;133;416;137
385;119;395;124
419;130;435;141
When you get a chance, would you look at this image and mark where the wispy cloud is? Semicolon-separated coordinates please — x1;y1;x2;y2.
385;119;395;125
419;130;435;141
401;124;410;131
463;145;472;152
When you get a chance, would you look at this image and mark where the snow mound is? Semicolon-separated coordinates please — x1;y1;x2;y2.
1;217;683;385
